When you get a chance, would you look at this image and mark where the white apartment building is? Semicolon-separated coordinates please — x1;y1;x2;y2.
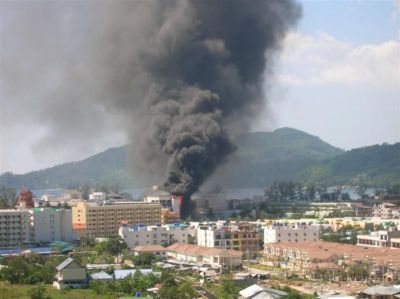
119;223;188;249
0;208;76;248
264;222;319;244
0;209;31;248
373;203;400;219
197;222;259;253
29;208;76;243
357;229;400;248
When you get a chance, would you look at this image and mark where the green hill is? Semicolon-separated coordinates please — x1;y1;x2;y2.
0;146;129;189
303;143;400;186
207;127;344;187
1;127;398;189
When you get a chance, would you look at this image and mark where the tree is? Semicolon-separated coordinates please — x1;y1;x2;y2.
28;284;49;299
177;282;197;299
158;275;178;299
206;208;215;220
79;184;91;200
215;281;240;299
0;186;17;208
95;237;128;256
0;256;29;283
132;253;156;267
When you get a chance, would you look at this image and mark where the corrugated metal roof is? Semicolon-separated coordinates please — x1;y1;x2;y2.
239;285;287;299
362;285;400;296
56;257;74;271
90;271;113;280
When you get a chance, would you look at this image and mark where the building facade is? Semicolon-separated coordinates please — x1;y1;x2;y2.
53;258;87;289
264;241;400;282
29;208;75;243
357;229;400;248
166;243;242;270
264;222;320;244
373;203;400;219
72;201;162;238
0;209;31;248
197;222;259;254
119;223;188;249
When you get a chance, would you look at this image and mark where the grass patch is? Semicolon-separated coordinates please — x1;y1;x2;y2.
0;282;116;299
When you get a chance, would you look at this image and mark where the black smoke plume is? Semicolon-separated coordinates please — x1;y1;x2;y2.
1;0;301;216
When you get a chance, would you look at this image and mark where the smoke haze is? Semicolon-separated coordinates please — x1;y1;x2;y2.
1;0;301;210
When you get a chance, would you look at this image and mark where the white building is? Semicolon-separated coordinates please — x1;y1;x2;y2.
89;192;107;201
0;209;31;248
373;203;400;219
166;243;242;270
264;222;319;244
119;223;188;249
197;222;259;253
357;229;400;248
144;186;181;212
29;208;76;243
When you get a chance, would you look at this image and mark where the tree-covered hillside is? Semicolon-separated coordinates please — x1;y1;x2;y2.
303;143;400;186
1;128;398;189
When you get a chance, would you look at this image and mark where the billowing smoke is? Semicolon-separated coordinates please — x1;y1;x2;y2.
1;0;301;215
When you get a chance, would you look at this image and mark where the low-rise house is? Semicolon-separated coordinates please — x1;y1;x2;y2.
239;284;287;299
391;238;400;249
357;229;400;248
166;243;242;270
360;285;400;299
133;245;168;257
53;258;87;289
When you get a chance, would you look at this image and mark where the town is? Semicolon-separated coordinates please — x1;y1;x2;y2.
0;185;400;298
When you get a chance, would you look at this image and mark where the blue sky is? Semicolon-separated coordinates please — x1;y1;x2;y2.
299;0;399;44
256;0;400;150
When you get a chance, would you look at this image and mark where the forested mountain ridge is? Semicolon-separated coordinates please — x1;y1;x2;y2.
1;128;398;189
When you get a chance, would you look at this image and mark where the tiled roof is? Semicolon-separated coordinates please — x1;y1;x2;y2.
167;243;243;257
134;245;168;252
265;241;400;267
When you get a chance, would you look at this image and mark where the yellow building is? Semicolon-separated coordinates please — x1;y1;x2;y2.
72;201;162;238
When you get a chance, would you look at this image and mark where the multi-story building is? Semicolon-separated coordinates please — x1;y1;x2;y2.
357;229;400;248
119;223;188;249
264;241;400;282
0;208;76;247
144;186;181;223
72;201;162;238
0;209;31;248
197;222;259;254
373;203;400;219
29;208;75;243
264;222;319;244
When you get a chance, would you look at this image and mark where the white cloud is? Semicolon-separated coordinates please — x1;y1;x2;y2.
278;32;400;88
